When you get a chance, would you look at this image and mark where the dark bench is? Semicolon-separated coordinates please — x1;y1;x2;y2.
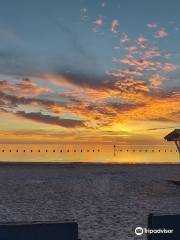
0;221;80;240
148;214;180;239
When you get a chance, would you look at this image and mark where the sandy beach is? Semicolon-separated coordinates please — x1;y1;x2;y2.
0;163;180;240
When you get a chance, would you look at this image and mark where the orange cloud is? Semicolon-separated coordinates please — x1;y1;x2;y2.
110;69;143;77
137;37;147;43
161;63;177;72
125;46;138;54
1;72;179;144
119;57;160;71
149;74;167;88
141;49;161;59
154;28;168;38
0;79;52;97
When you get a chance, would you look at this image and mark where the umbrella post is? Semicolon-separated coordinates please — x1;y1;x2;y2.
175;141;180;159
175;141;180;153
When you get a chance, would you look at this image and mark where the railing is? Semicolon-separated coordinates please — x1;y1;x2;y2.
113;145;178;156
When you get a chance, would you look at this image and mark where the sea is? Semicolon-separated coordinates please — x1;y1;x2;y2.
0;143;178;163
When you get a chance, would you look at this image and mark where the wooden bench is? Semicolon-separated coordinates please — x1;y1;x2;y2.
148;214;180;239
0;221;80;240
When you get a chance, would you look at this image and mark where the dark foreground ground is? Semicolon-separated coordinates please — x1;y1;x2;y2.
0;163;180;240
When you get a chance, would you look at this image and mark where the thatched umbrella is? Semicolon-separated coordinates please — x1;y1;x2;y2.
164;129;180;154
165;129;180;185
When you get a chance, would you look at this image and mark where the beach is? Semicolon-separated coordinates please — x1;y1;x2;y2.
0;163;180;240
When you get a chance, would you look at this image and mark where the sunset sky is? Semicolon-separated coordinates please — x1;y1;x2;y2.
0;0;180;144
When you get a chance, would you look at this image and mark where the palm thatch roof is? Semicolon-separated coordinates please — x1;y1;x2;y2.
164;129;180;141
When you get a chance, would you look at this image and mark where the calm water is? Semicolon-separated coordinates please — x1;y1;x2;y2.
0;143;179;163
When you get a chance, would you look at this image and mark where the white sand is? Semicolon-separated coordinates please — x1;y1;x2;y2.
0;163;180;240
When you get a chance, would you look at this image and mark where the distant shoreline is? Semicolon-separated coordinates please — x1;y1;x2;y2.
0;161;179;167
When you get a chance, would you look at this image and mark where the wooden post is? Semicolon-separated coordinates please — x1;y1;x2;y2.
113;145;116;156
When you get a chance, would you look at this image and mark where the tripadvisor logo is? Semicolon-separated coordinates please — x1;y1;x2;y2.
135;227;144;236
135;227;173;236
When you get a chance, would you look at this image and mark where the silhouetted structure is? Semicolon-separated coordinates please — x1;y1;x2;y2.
164;129;180;154
148;214;180;239
0;221;80;240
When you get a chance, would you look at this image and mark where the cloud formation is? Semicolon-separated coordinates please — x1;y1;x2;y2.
0;6;179;143
0;78;52;97
111;19;119;33
147;23;158;29
154;28;168;38
14;111;85;128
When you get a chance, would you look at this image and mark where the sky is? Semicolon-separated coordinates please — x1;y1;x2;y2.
0;0;180;144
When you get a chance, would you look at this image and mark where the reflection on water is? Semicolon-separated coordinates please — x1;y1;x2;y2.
0;143;179;163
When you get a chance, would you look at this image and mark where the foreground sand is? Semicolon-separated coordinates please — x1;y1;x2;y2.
0;163;180;240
